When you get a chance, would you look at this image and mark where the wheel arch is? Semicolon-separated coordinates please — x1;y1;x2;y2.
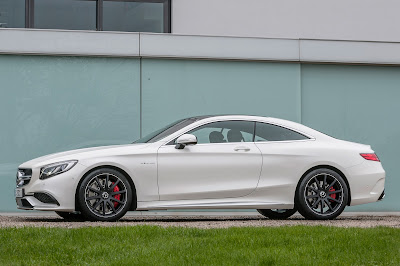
75;165;137;212
295;165;351;206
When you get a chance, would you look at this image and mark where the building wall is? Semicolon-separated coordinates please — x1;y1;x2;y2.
0;54;399;211
0;55;141;211
301;64;400;211
141;59;300;134
172;0;400;42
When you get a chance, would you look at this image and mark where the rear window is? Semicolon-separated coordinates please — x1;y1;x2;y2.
254;122;308;142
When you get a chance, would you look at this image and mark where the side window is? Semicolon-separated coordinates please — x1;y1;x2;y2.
254;122;308;142
187;121;255;144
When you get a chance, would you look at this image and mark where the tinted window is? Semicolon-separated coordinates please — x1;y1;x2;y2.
13;0;171;32
134;118;197;144
104;1;164;33
254;123;308;142
188;121;255;144
0;0;25;28
34;0;96;30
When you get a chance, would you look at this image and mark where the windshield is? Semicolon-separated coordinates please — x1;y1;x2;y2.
133;118;198;143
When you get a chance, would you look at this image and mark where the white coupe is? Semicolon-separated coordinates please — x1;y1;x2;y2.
15;115;385;221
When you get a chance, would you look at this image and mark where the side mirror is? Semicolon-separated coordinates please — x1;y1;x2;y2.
175;134;197;149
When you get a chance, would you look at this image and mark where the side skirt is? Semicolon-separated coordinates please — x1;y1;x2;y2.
136;198;294;211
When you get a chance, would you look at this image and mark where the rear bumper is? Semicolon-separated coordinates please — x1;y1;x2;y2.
345;160;385;206
378;190;385;201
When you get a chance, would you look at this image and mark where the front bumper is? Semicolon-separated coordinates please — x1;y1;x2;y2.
15;163;87;212
16;193;59;210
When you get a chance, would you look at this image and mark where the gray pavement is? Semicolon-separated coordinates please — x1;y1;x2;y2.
1;211;400;229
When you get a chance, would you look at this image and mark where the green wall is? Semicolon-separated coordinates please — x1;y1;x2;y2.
0;55;398;211
0;55;140;211
301;64;400;211
141;59;301;135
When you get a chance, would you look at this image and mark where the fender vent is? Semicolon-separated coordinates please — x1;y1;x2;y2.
34;193;59;205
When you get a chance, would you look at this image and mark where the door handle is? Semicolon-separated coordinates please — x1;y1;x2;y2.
234;146;250;152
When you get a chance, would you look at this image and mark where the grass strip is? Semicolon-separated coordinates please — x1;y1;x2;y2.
0;225;399;265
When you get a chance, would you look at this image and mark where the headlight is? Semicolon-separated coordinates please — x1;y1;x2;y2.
40;160;78;180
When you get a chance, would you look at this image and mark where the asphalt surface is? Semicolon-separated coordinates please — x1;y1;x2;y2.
1;212;400;229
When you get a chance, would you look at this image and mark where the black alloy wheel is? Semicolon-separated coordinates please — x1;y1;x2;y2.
257;208;297;220
296;168;348;220
78;168;132;221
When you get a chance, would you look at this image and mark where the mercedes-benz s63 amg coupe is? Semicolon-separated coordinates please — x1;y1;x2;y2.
15;115;385;221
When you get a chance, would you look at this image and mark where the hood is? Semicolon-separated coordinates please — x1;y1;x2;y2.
19;143;150;169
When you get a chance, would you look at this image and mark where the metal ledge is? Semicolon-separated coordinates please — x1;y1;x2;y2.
140;33;299;61
0;28;140;57
1;28;400;65
300;40;400;65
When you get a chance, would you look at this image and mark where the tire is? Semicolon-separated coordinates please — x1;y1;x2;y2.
77;168;133;222
257;208;297;220
55;211;86;221
295;168;348;220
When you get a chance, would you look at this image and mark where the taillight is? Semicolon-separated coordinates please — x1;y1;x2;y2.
360;153;380;162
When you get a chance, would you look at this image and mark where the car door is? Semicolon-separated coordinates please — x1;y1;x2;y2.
157;120;262;201
253;122;313;195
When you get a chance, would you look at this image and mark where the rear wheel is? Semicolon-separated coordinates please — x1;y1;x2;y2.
296;168;348;220
55;211;85;221
77;168;133;222
257;209;297;220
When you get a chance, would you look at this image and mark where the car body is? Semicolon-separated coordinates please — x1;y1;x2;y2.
15;115;385;221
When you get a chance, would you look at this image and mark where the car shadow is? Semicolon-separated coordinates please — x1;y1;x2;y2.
16;215;389;223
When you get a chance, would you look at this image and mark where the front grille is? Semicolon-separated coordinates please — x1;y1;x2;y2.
34;193;59;205
16;169;32;187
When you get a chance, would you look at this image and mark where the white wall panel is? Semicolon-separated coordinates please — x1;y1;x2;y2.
173;0;400;42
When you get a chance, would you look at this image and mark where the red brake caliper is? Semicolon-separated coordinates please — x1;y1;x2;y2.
329;187;336;202
112;182;120;208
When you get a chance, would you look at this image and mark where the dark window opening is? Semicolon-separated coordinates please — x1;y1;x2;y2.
0;0;25;28
34;0;97;30
103;1;165;33
0;0;171;32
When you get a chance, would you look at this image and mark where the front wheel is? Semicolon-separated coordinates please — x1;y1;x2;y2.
257;209;297;220
296;168;348;220
77;168;133;222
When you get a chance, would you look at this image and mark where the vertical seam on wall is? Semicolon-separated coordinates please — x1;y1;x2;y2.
140;59;143;138
139;33;143;138
299;40;302;123
299;63;302;124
